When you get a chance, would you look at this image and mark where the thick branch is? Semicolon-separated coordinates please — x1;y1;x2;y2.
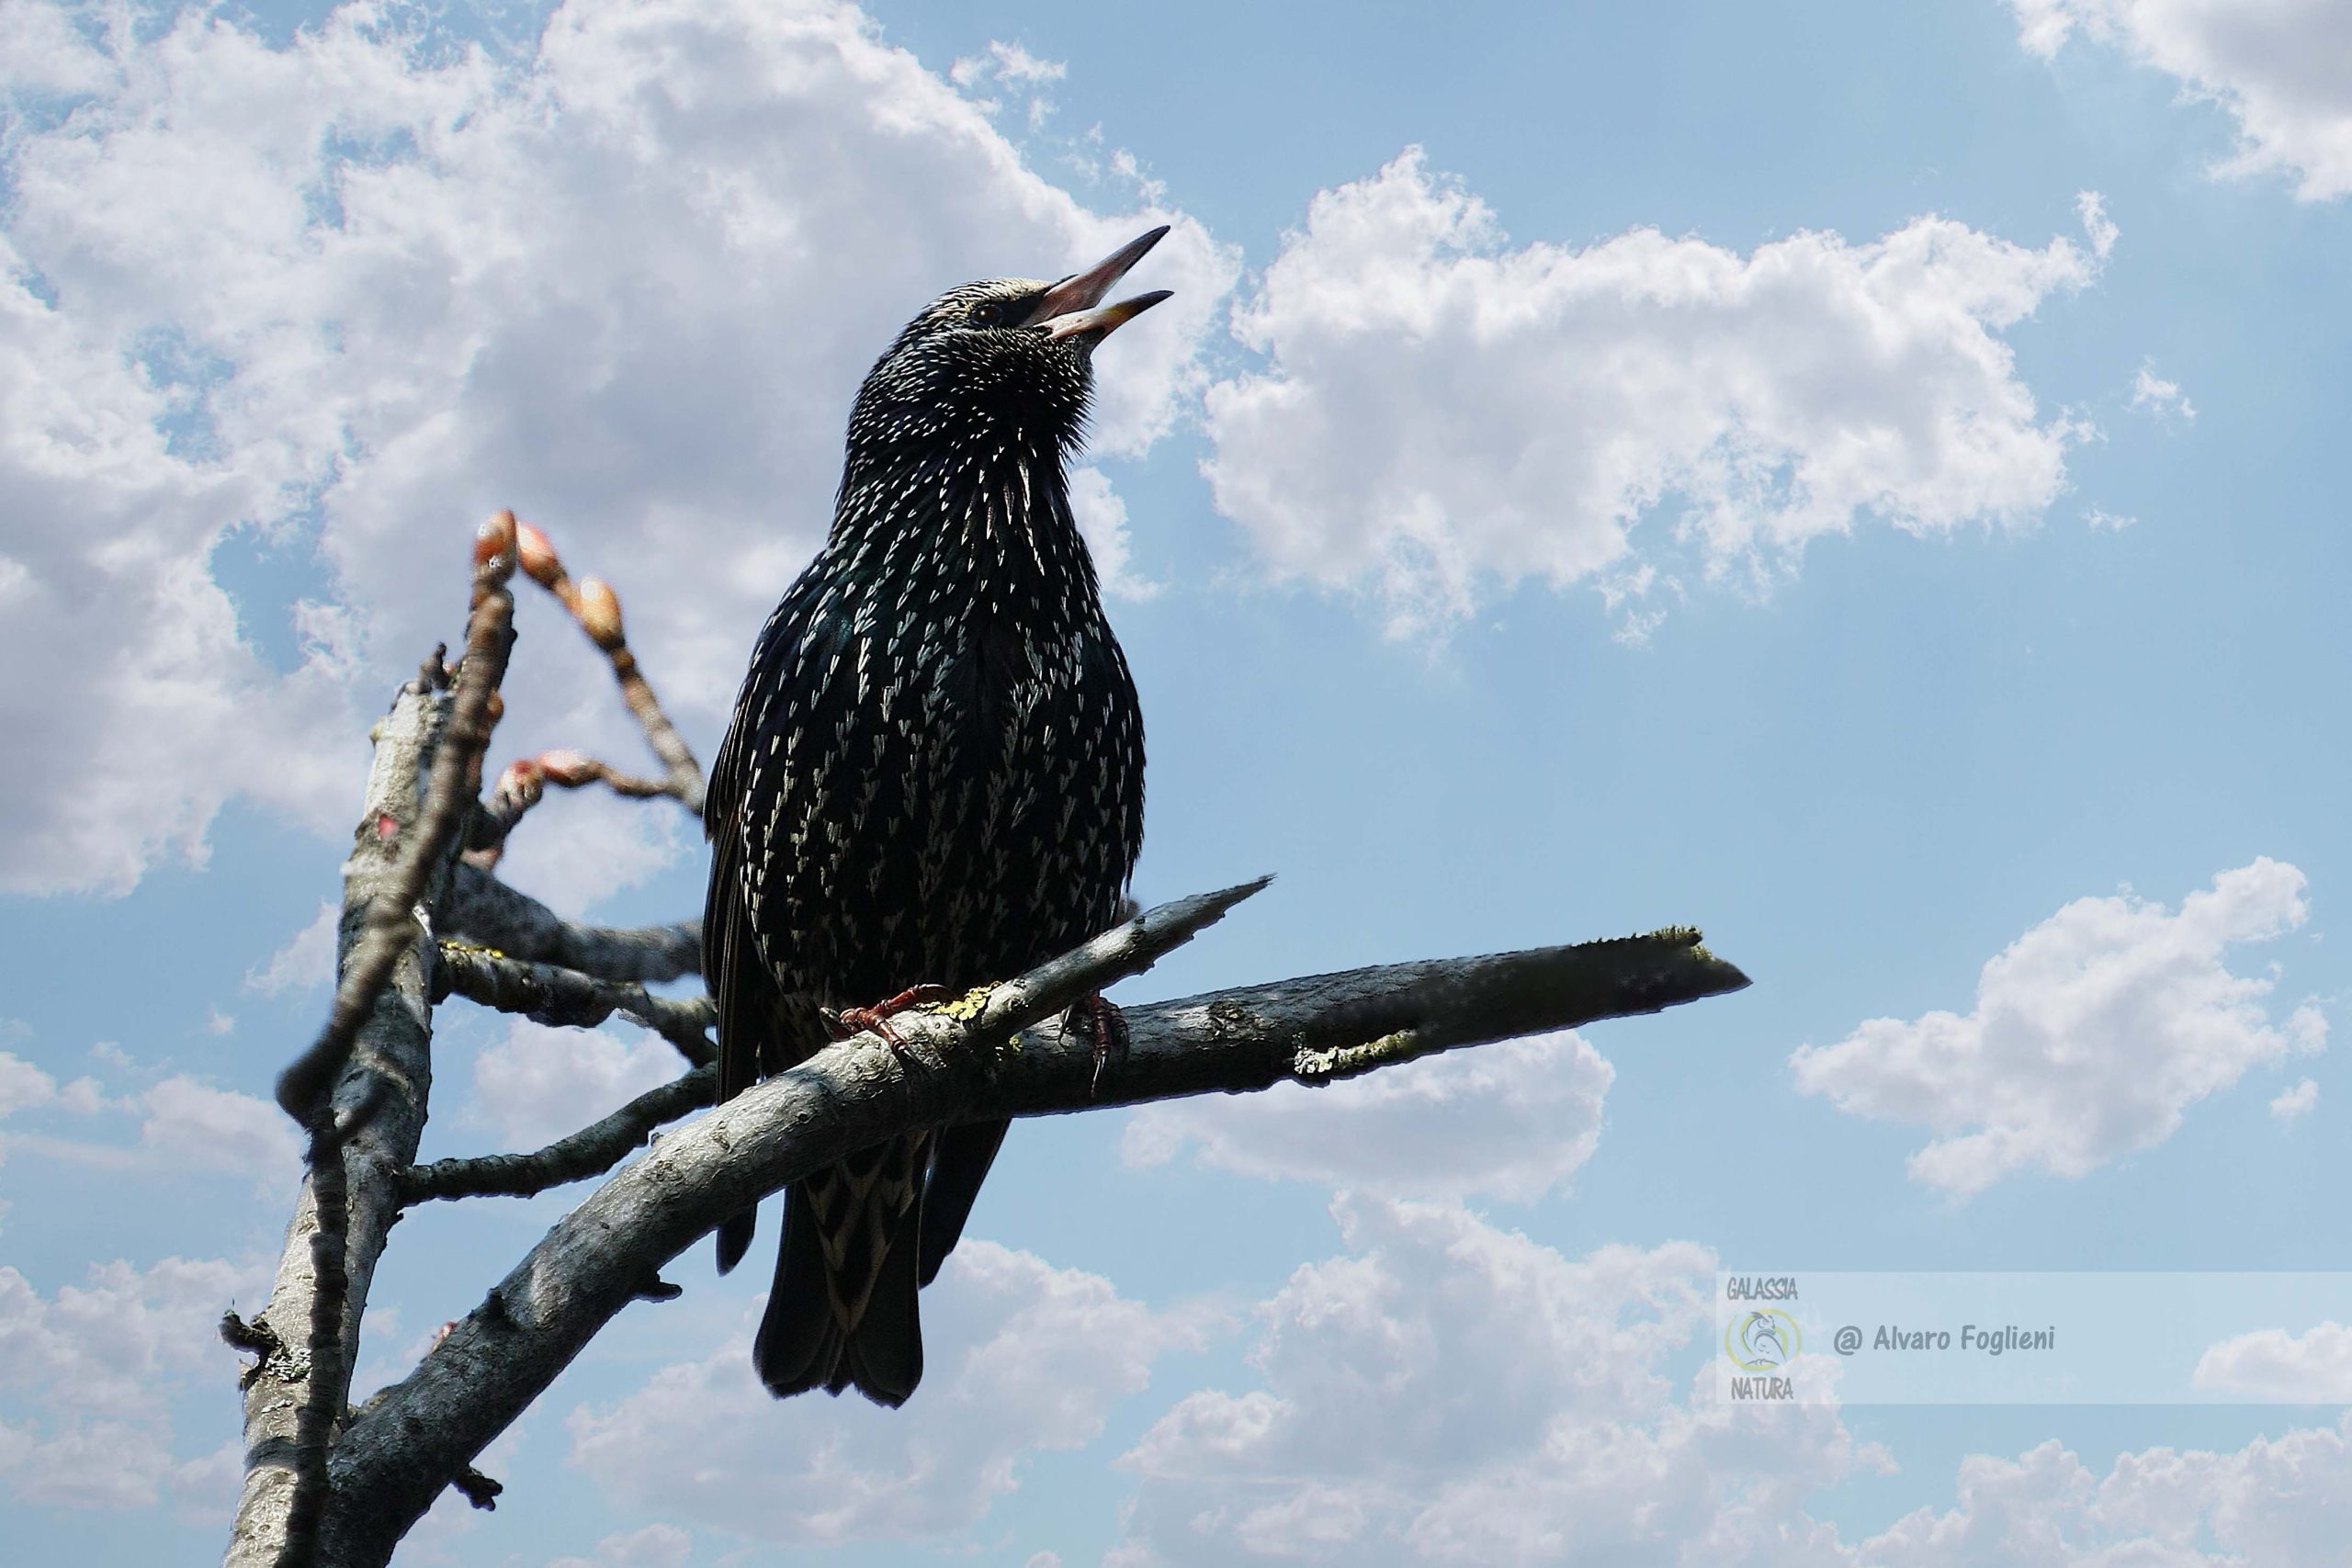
440;863;700;984
317;888;1743;1565
432;945;715;1067
401;1065;718;1202
236;519;517;1568
228;686;449;1568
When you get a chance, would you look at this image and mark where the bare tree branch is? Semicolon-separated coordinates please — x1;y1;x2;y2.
229;686;447;1568
275;519;519;1123
312;886;1745;1566
400;1065;718;1203
431;944;716;1067
234;517;518;1568
439;863;700;984
466;750;680;867
512;521;706;815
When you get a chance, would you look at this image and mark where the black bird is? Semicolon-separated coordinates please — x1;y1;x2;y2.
702;229;1166;1406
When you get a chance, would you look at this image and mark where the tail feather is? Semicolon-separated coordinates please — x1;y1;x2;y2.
753;1145;928;1407
835;1213;922;1404
716;1209;755;1275
753;1183;844;1398
918;1118;1008;1286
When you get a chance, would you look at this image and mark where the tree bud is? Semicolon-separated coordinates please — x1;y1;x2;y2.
579;578;625;649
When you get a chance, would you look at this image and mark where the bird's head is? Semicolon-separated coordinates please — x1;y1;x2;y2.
847;226;1173;461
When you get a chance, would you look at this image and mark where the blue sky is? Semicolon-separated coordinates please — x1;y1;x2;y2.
6;0;2352;1562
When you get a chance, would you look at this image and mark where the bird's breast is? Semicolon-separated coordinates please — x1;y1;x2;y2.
738;536;1144;1002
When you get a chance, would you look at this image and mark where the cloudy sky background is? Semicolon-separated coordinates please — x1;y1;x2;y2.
5;0;2352;1562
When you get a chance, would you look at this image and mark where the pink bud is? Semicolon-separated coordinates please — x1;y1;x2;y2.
515;521;562;587
537;749;597;786
578;577;625;649
475;509;518;569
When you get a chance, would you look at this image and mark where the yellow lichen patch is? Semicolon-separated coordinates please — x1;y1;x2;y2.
437;941;509;960
932;984;998;1022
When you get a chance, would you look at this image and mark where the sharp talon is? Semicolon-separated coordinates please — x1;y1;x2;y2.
1067;995;1126;1100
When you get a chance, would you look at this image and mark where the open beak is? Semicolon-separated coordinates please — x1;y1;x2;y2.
1027;225;1173;343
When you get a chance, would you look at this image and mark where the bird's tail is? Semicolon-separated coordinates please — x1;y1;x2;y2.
753;1143;926;1407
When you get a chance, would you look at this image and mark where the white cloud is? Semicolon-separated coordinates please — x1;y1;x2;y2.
949;40;1068;131
0;1037;293;1183
0;1053;58;1119
2272;1077;2320;1122
569;1240;1199;1543
136;1076;302;1181
2082;505;2137;531
244;900;338;997
2194;1323;2352;1402
1115;1196;1878;1566
2131;360;2198;422
469;1020;686;1151
0;0;1232;898
2012;0;2352;200
1122;1030;1612;1201
547;1522;695;1568
1201;148;2104;637
952;39;1069;89
1069;464;1159;601
1864;1421;2352;1566
1791;858;2326;1197
0;1253;267;1513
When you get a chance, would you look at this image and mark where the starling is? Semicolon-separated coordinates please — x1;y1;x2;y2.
701;229;1167;1406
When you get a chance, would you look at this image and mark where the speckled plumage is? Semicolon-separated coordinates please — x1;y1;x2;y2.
703;234;1165;1406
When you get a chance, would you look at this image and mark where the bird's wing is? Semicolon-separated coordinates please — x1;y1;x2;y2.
705;643;784;1275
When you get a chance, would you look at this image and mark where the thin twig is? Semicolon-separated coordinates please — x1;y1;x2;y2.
514;521;705;816
467;750;679;867
274;516;519;1122
401;1065;718;1202
432;945;715;1067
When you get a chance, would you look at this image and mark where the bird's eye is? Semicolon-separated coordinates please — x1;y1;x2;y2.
970;302;1004;328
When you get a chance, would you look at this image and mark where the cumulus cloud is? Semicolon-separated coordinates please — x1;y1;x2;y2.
0;0;1232;898
1864;1422;2352;1565
2131;360;2198;422
0;1053;58;1120
569;1241;1199;1543
2271;1077;2319;1122
469;1020;684;1151
135;1076;302;1182
2012;0;2352;200
1790;859;2326;1197
243;900;338;997
1122;1030;1612;1201
547;1523;696;1568
2194;1323;2352;1403
1115;1196;1876;1566
0;1254;266;1512
0;1038;290;1184
1201;149;2104;636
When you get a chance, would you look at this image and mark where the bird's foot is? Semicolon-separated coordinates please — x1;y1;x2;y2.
1065;994;1128;1100
832;984;955;1057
